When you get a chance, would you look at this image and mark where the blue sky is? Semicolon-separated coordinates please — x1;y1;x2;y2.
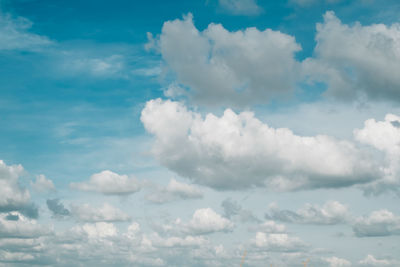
1;0;400;266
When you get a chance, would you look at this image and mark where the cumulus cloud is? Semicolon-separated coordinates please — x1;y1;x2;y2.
145;178;203;204
0;12;52;51
303;11;400;102
352;209;400;237
70;203;131;222
46;199;70;218
0;160;38;218
70;170;141;195
185;208;234;235
266;201;350;225
153;208;234;236
358;254;391;266
156;14;301;106
31;175;55;193
217;0;263;16
141;99;378;191
324;256;352;267
0;212;51;239
251;232;308;252
354;114;400;195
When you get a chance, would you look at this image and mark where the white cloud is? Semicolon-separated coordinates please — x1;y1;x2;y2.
352;209;400;237
73;222;118;239
354;114;400;195
218;0;263;16
145;178;203;204
70;170;141;195
324;256;352;267
157;14;301;106
0;213;51;239
62;54;126;78
303;11;400;102
252;232;308;252
30;174;55;193
266;201;350;225
0;12;51;51
358;254;391;266
186;208;234;235
70;203;131;222
141;99;378;191
0;160;38;218
290;0;343;7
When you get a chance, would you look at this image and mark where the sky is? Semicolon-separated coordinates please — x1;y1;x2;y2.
1;0;400;266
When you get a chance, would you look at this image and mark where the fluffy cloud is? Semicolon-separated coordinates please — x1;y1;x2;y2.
0;160;38;218
31;175;55;193
0;12;51;51
358;255;391;266
70;203;131;222
251;232;308;252
0;213;51;239
303;11;400;102
266;201;350;225
141;99;378;191
217;0;263;16
186;208;234;235
354;114;400;195
70;170;141;195
352;209;400;237
324;256;352;267
145;178;203;204
157;14;301;106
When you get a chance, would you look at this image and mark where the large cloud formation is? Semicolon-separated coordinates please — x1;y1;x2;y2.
0;161;38;218
141;98;378;191
303;11;400;101
152;12;400;105
157;13;301;106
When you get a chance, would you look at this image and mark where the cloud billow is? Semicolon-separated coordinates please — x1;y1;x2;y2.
141;98;379;191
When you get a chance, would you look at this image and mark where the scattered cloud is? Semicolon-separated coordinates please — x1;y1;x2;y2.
145;178;203;204
352;209;400;237
0;12;52;51
266;201;350;225
70;170;141;195
251;232;308;252
31;175;56;193
324;256;352;267
217;0;263;16
358;254;391;266
141;98;378;191
0;212;51;239
185;208;234;235
70;203;131;222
